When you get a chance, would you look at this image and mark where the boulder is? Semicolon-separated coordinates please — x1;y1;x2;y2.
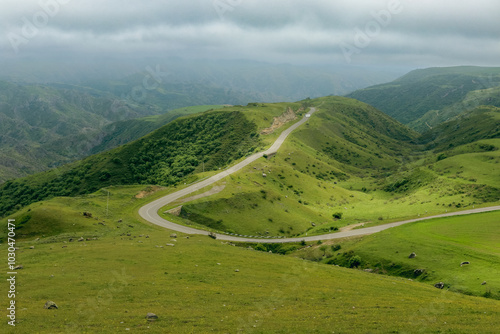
170;234;177;238
481;281;487;285
408;252;417;259
44;301;58;309
146;313;158;321
13;265;23;270
434;282;445;289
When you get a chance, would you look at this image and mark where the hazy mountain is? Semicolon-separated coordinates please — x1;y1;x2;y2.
347;66;500;132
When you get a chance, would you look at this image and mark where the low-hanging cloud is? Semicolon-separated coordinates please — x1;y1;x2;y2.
1;0;499;68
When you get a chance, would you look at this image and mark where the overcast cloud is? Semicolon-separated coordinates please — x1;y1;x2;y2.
1;0;499;69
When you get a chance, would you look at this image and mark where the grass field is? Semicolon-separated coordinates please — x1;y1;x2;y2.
296;210;500;300
3;186;500;333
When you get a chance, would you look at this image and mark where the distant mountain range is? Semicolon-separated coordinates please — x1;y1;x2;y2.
347;66;500;132
0;59;401;182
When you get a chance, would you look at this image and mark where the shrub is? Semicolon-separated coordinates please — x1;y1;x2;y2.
348;255;362;268
331;244;341;252
332;212;343;220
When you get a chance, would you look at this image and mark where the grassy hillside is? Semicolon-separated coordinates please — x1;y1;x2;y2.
0;107;265;217
161;97;499;238
297;210;500;300
0;81;162;182
0;102;308;218
418;105;500;151
2;186;499;333
346;66;500;131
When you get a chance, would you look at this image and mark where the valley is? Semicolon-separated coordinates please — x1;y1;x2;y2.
1;67;499;333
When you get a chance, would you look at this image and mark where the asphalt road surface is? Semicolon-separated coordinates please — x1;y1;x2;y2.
139;107;500;243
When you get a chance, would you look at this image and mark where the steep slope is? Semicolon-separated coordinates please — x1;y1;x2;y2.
0;80;225;182
347;66;500;131
0;104;290;217
0;81;157;181
418;105;500;151
163;97;499;238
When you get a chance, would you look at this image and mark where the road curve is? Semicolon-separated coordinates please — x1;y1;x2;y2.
139;107;500;243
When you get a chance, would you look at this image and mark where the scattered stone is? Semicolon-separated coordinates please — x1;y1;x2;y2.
118;219;123;223
127;233;131;237
35;237;40;241
434;282;445;289
78;237;84;242
128;225;134;228
146;235;150;238
311;222;316;227
460;261;470;266
62;246;67;248
44;301;58;309
146;313;158;321
29;246;35;249
13;265;23;270
69;238;73;242
364;269;374;273
170;233;177;238
83;212;92;218
481;281;487;285
98;222;106;226
408;252;417;259
208;232;217;239
262;173;267;177
235;269;240;272
166;243;175;247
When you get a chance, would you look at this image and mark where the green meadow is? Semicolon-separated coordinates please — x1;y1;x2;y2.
3;186;500;333
296;210;500;300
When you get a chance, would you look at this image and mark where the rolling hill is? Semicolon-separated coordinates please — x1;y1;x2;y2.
2;95;500;333
0;80;227;182
2;185;499;333
347;66;500;132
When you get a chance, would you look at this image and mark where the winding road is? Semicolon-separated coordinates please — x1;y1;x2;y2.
139;107;500;243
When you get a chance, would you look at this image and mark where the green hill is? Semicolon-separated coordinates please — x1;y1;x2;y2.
2;185;499;333
0;81;156;182
347;66;500;131
300;210;500;300
0;102;307;217
160;97;499;238
2;96;500;333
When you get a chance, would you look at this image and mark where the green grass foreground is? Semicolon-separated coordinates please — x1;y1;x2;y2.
3;186;500;333
300;210;500;300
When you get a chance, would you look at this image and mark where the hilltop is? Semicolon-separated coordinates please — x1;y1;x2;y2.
347;66;500;132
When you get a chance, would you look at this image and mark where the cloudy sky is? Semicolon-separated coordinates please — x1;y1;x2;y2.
1;0;499;69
